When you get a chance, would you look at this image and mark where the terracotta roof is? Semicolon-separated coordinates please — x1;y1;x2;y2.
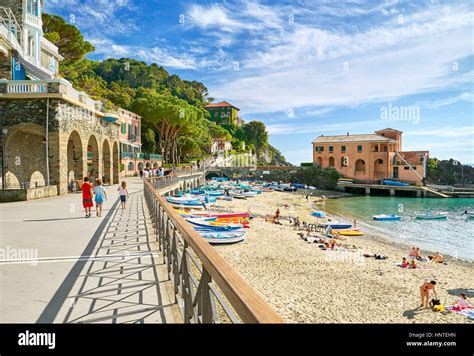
312;134;396;144
205;101;240;111
375;128;403;133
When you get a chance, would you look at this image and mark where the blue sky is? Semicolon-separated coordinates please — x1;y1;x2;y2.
45;0;474;165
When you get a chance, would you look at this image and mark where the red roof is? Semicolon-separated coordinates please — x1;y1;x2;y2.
205;101;240;111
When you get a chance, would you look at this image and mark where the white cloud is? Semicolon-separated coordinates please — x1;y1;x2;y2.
210;3;474;114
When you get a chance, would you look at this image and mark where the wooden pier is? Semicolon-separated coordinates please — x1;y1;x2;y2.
337;182;451;198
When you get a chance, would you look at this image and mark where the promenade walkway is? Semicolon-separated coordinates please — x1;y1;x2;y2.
0;178;181;323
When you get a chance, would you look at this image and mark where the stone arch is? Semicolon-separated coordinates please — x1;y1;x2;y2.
30;171;46;188
67;130;84;187
328;157;335;167
138;162;144;170
153;162;159;169
128;162;135;171
87;135;100;181
113;141;119;184
316;157;323;166
4;124;47;189
355;159;366;174
102;139;111;185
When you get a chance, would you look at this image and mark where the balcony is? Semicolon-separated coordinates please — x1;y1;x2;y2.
24;12;42;29
144;154;162;161
102;111;119;123
121;152;135;159
40;37;60;56
0;79;102;113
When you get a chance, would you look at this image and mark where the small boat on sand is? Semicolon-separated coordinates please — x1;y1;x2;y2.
373;214;401;221
199;231;245;244
415;212;448;220
186;218;243;231
337;230;365;236
169;201;206;210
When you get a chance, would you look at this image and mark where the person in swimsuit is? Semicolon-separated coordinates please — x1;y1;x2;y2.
420;281;437;308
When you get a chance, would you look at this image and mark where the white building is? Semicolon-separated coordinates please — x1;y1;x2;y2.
0;0;63;80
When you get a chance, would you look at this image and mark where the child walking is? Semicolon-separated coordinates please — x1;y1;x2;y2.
118;181;129;210
93;179;107;217
81;177;94;218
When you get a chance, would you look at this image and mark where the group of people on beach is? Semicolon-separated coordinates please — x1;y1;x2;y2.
81;178;129;218
265;208;283;225
400;247;444;269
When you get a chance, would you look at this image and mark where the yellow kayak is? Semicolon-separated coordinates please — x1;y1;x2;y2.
337;230;365;236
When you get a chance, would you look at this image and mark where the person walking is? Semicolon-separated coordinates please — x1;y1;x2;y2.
93;179;107;217
81;177;94;218
118;181;129;210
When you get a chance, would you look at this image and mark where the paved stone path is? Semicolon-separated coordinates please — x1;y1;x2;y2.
0;179;181;323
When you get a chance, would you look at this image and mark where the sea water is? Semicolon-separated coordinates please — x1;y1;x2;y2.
322;196;474;261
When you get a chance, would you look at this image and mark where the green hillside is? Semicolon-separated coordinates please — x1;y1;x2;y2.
42;13;290;166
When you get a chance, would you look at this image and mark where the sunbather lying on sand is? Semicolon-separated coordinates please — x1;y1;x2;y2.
429;252;444;263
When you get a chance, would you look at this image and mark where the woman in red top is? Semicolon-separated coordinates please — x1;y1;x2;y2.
81;177;94;218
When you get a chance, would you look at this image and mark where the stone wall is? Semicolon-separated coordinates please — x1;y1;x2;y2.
0;52;13;80
0;98;59;132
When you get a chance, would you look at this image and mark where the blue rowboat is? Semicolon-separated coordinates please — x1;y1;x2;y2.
321;223;352;229
311;211;326;218
190;189;205;195
383;180;410;187
199;231;245;244
416;212;448;220
207;191;224;197
373;214;401;221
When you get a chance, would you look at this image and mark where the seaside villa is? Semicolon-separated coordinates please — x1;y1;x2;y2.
205;101;243;126
312;128;429;183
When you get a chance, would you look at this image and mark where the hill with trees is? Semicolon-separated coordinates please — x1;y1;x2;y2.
42;13;290;166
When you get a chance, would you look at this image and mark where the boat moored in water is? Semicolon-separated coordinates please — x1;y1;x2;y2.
373;214;401;221
415;212;448;220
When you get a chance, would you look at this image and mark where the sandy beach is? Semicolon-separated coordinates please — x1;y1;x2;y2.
209;191;474;323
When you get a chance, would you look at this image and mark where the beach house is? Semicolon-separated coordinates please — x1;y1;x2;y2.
312;128;429;183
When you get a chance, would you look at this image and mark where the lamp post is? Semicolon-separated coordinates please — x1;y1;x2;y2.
1;128;7;190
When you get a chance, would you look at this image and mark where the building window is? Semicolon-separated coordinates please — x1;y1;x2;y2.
357;145;363;152
341;146;346;153
315;146;324;152
329;146;334;152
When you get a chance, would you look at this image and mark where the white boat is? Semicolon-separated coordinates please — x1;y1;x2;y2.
199;231;246;244
415;212;448;220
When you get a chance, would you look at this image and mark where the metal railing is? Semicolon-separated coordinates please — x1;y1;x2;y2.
144;176;283;324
